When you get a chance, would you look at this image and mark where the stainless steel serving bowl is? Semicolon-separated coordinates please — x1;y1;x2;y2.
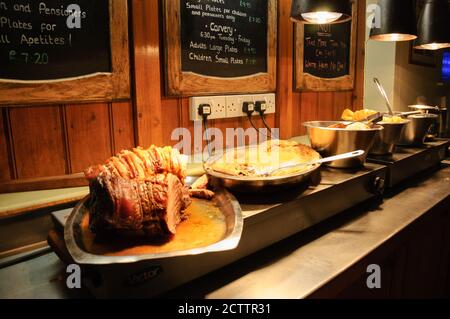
304;121;383;168
397;114;438;146
370;121;409;155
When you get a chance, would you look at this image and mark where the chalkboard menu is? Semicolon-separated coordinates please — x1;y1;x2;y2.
0;0;111;81
303;22;351;79
180;0;268;78
0;0;130;106
295;2;357;92
164;0;277;96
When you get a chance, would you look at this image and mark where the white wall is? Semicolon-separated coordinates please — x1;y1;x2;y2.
394;42;443;111
363;0;397;112
363;0;444;112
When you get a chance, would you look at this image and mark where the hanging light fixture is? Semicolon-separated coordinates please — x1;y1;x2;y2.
370;0;417;41
414;0;450;50
290;0;352;24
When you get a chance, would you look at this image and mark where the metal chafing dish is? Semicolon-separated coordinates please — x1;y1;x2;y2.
203;146;322;193
398;113;438;146
203;146;368;193
370;120;410;155
407;104;446;138
304;121;383;168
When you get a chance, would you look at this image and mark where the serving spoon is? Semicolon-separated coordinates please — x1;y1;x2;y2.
254;150;365;177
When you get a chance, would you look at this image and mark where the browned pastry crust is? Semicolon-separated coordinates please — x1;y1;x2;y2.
210;140;320;177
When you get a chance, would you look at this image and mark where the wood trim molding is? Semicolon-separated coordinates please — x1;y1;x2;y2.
131;0;164;147
0;0;131;106
353;0;366;109
0;173;87;194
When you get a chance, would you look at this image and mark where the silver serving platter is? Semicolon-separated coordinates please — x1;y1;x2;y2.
64;182;243;265
204;147;321;193
304;121;383;168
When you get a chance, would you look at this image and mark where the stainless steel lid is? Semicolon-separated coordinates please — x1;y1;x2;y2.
408;105;439;111
407;113;438;119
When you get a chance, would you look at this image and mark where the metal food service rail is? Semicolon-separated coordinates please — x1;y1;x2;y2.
51;163;387;298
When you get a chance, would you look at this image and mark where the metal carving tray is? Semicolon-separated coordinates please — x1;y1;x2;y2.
64;184;243;265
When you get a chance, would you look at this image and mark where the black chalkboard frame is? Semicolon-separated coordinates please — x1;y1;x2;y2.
0;0;130;106
294;1;358;92
163;0;277;97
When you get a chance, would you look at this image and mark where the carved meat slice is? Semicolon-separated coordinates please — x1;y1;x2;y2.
189;174;215;200
89;173;191;238
188;189;215;200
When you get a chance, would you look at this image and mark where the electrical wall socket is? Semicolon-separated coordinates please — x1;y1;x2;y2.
189;96;226;121
226;93;276;118
189;93;276;121
263;93;276;114
225;95;246;118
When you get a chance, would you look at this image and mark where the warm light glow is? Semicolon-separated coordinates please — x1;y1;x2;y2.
390;34;402;41
301;11;343;24
370;33;417;42
414;42;450;50
408;104;435;110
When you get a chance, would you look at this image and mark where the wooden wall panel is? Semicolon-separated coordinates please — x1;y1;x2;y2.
0;110;12;181
178;98;197;153
290;93;303;137
353;0;367;110
0;0;367;188
241;114;276;131
333;91;354;120
65;104;112;173
161;98;182;147
9;107;67;179
276;0;295;139
132;0;164;147
317;92;335;121
212;118;240;149
110;101;135;153
299;93;319;135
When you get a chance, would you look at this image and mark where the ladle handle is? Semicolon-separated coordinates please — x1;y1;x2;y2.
314;150;366;165
374;78;394;116
270;150;365;174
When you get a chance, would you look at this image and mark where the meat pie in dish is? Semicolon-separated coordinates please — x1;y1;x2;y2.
210;140;321;177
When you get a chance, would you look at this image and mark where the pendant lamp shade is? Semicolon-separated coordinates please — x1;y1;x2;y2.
370;0;418;41
290;0;352;24
414;0;450;50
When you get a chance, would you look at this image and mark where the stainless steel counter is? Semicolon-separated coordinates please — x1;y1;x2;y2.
0;250;89;299
179;163;450;299
1;163;449;299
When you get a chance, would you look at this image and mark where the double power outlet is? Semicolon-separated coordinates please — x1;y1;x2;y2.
189;93;276;121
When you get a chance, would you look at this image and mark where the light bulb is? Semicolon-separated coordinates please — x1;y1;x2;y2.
415;42;450;50
389;34;401;41
301;11;343;24
371;33;417;42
